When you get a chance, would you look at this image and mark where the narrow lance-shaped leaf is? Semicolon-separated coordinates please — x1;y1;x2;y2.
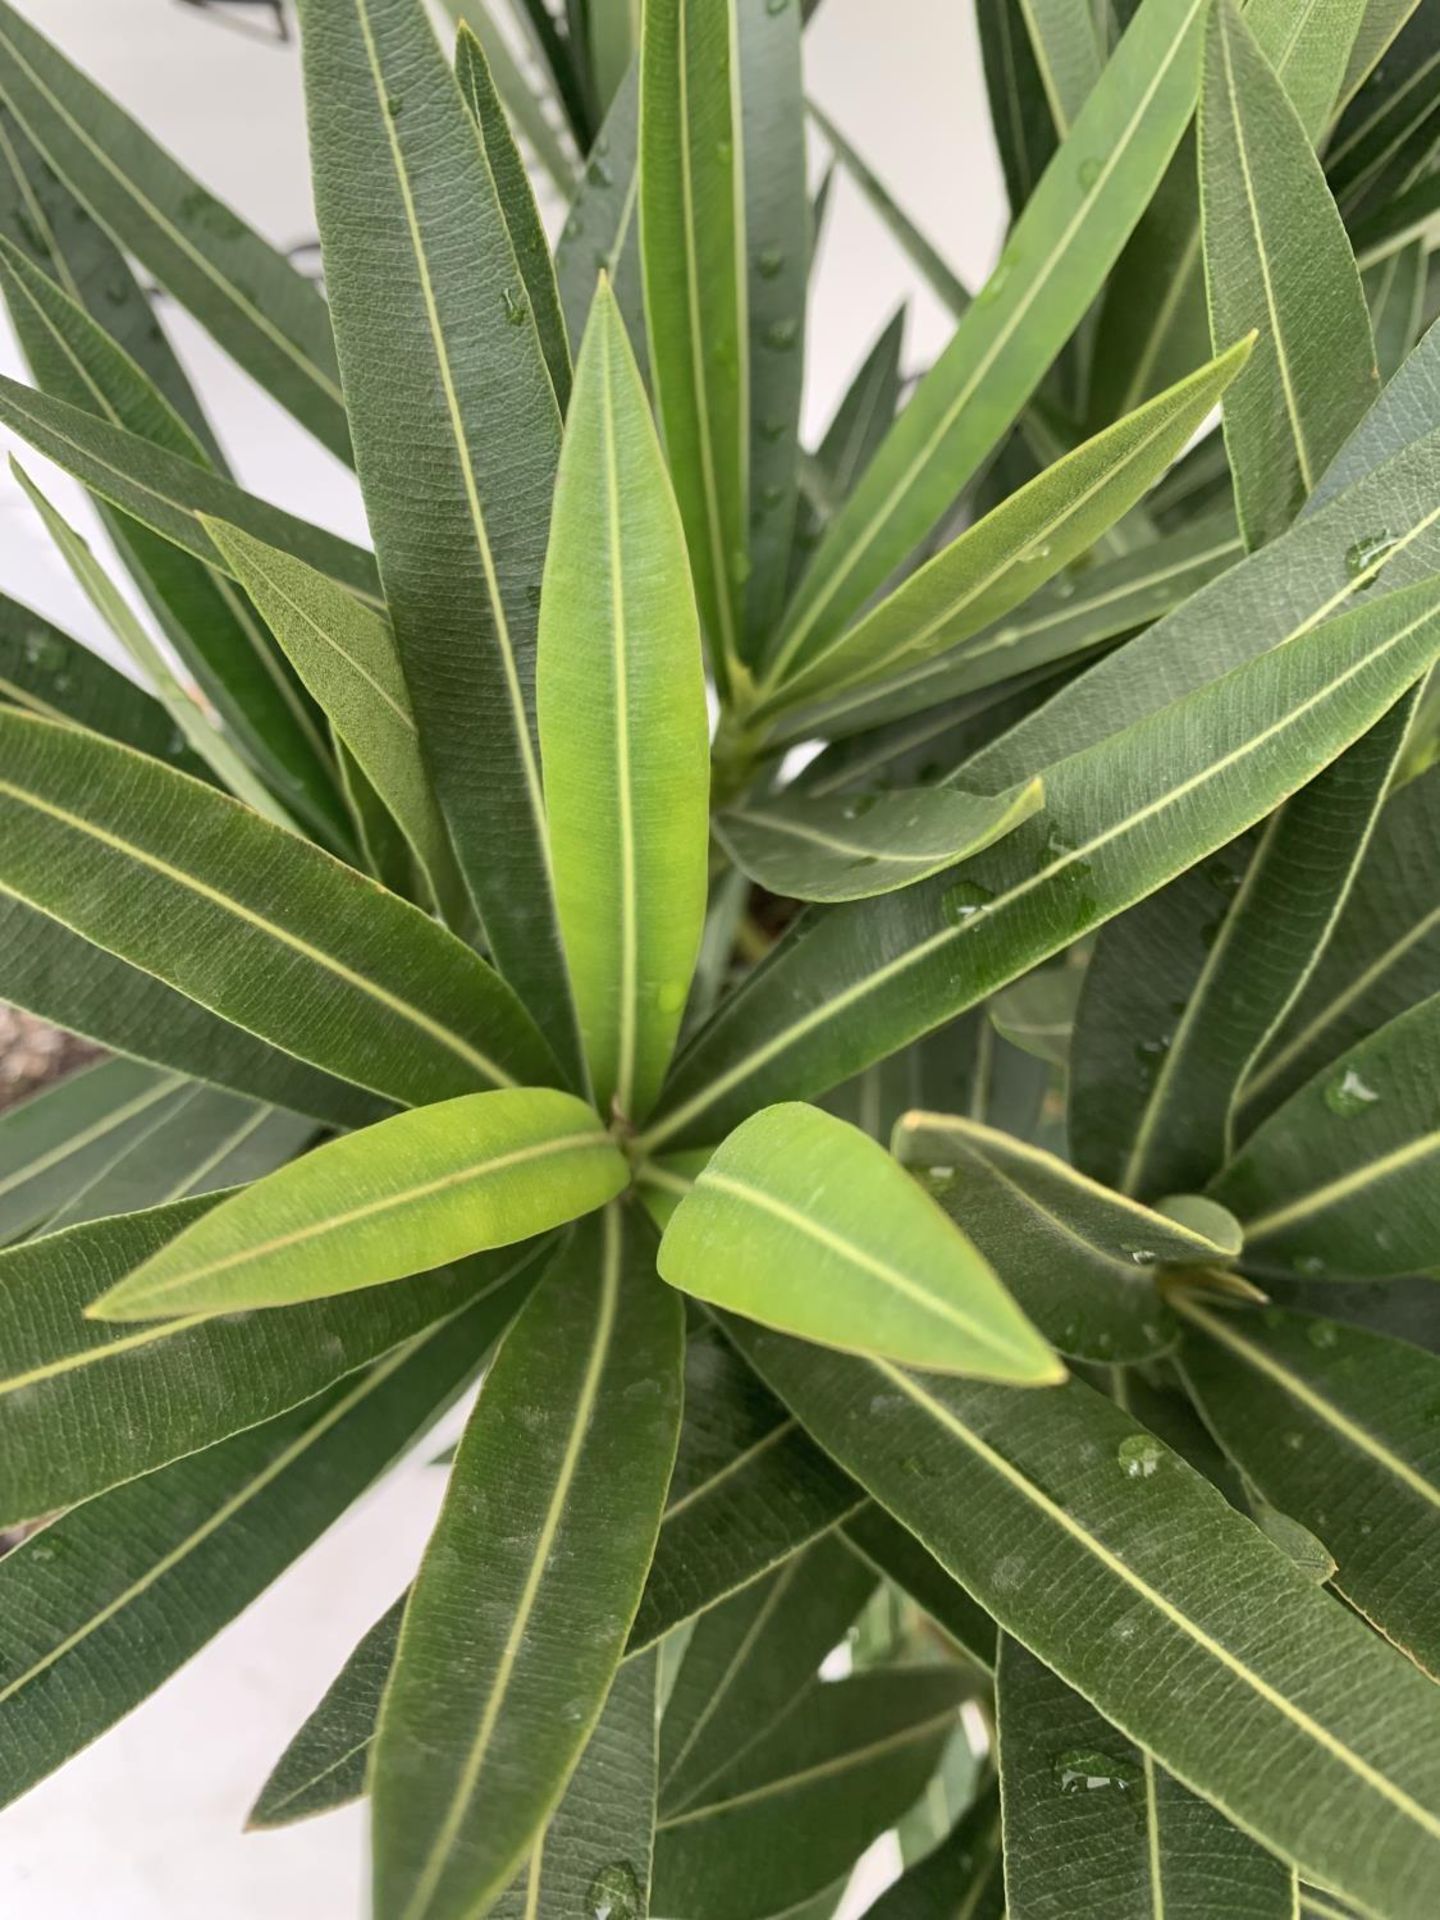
977;0;1063;219
0;1200;548;1529
1017;0;1106;137
728;1321;1440;1918
455;21;572;411
737;0;807;652
892;1111;1241;1364
9;460;293;829
843;1504;999;1668
199;518;467;924
442;0;579;196
1200;0;1379;549
90;1089;627;1321
997;1634;1298;1918
658;1102;1063;1382
758;337;1252;708
554;64;646;365
0;219;349;846
773;0;1209;667
640;0;748;694
1241;761;1440;1123
299;0;582;1081
863;1781;1004;1920
0;0;350;460
1071;697;1414;1199
0;1288;510;1812
0;712;562;1110
371;1208;683;1920
715;780;1043;906
1211;990;1440;1278
639;573;1440;1152
651;1668;972;1920
538;280;710;1124
1178;1296;1440;1679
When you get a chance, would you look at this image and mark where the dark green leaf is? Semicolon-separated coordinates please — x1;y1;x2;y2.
863;1782;1003;1920
842;1505;998;1668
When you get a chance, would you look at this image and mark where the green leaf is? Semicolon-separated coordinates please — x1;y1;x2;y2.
371;1208;683;1920
736;0;807;650
1211;990;1440;1278
892;1112;1239;1364
249;1598;404;1829
714;781;1044;905
1178;1296;1440;1679
491;1650;660;1920
659;1534;878;1817
1016;0;1107;138
1335;0;1424;113
639;0;747;692
0;710;558;1110
0;1200;544;1528
629;1324;862;1651
43;1085;312;1234
977;0;1063;219
658;1103;1062;1382
728;1323;1440;1917
455;21;572;412
788;514;1244;746
10;460;295;829
0;1289;505;1811
0;226;349;844
299;0;580;1078
0;373;379;602
538;280;710;1123
1248;0;1369;142
1329;5;1440;219
997;1634;1297;1917
0;0;350;459
773;0;1209;666
759;339;1252;709
1367;239;1429;382
0;892;386;1131
443;0;579;196
0;1057;184;1243
588;0;639;116
1241;762;1440;1123
1071;700;1414;1199
862;1782;1003;1920
199;518;465;921
651;1668;970;1920
90;1089;625;1321
554;65;646;365
988;963;1084;1066
1200;0;1379;548
842;1506;998;1668
641;572;1440;1152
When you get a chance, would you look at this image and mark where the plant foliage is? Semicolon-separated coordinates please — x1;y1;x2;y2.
0;0;1438;1913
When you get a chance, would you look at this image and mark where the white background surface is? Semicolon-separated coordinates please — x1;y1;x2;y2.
0;2;1006;1912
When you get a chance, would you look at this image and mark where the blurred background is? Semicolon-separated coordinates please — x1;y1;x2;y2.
0;2;1006;1911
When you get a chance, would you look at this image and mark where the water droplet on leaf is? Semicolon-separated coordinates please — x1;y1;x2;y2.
1117;1434;1163;1479
1054;1749;1141;1795
588;1861;642;1920
940;878;994;926
1324;1065;1380;1116
1344;532;1397;585
755;243;786;278
502;287;528;325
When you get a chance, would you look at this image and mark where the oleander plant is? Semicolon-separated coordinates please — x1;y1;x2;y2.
0;0;1438;1912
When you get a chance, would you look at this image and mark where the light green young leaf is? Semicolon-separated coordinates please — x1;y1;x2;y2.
652;1669;970;1920
1241;762;1440;1123
659;1534;878;1817
0;1057;184;1244
737;0;807;650
658;1103;1063;1382
371;1209;682;1920
775;0;1209;666
1200;0;1379;548
730;1323;1440;1918
641;573;1440;1152
629;1323;862;1650
455;21;572;412
1070;699;1414;1199
538;280;709;1123
892;1111;1239;1363
199;518;466;922
1178;1296;1440;1678
299;0;581;1080
760;337;1251;708
997;1635;1297;1918
640;0;748;693
90;1089;625;1321
0;1289;507;1811
0;712;561;1110
0;0;351;459
1211;990;1440;1278
715;780;1044;904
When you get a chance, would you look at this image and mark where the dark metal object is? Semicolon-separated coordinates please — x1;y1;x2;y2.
172;0;290;44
